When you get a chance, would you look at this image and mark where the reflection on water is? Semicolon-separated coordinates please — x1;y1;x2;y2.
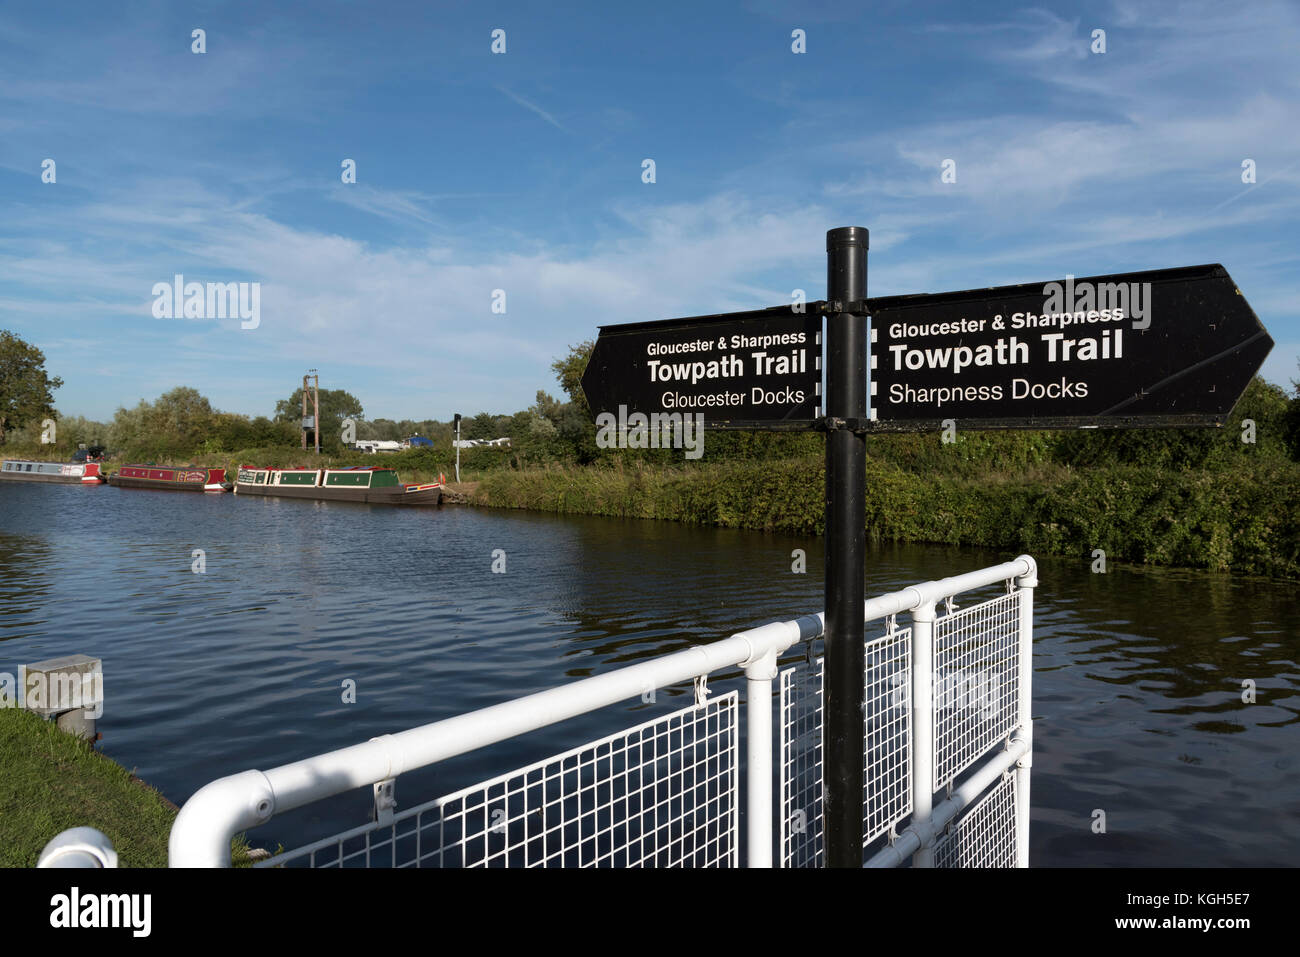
0;481;1296;865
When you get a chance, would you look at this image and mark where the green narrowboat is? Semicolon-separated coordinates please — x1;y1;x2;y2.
235;466;444;505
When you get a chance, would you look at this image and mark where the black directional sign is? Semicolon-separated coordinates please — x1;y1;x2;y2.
866;264;1273;430
580;305;822;430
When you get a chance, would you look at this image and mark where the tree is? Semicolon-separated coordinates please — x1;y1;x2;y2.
530;390;564;424
108;386;219;456
1285;358;1300;461
0;331;63;445
356;418;402;441
274;386;364;451
51;415;110;448
209;412;296;451
461;412;499;440
551;341;594;418
149;387;218;448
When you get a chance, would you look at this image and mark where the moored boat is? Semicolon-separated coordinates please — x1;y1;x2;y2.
110;465;230;492
235;466;444;505
0;459;106;484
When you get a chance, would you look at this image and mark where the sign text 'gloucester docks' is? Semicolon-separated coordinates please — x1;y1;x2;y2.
866;264;1273;430
580;308;822;429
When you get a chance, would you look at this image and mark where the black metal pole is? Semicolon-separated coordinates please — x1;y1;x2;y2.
824;226;868;867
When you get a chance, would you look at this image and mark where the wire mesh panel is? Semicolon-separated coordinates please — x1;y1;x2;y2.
779;629;912;867
932;591;1021;790
259;692;739;868
933;770;1019;868
779;656;821;869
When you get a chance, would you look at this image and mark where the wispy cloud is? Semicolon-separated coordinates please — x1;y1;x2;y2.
495;85;567;132
328;185;443;227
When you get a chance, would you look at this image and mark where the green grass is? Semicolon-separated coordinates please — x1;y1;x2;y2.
0;708;255;867
0;708;175;867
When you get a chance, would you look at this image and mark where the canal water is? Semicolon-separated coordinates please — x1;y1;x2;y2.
0;481;1296;866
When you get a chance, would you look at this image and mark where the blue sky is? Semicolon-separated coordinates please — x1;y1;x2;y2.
1;0;1297;422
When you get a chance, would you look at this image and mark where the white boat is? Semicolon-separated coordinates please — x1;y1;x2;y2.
0;459;107;484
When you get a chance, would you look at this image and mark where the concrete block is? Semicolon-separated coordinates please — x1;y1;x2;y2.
21;654;103;727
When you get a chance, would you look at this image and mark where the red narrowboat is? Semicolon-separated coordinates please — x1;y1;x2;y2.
109;465;231;492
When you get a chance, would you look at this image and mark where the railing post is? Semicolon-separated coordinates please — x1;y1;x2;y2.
1014;559;1037;868
38;827;118;868
744;646;779;868
910;600;936;867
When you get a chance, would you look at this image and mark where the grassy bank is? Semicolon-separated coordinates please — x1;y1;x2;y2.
0;708;255;867
470;457;1300;579
0;708;176;867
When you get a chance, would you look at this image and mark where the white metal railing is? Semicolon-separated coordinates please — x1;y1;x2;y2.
168;555;1036;868
779;580;1034;867
261;693;740;868
778;626;914;866
38;827;119;868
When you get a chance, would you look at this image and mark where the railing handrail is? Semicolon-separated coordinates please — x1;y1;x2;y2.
169;555;1036;867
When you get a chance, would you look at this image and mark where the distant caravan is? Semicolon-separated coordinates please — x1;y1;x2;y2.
110;465;230;492
353;440;404;454
452;437;510;448
235;466;444;506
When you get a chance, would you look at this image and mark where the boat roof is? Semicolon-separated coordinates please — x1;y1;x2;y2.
118;463;209;468
239;465;396;472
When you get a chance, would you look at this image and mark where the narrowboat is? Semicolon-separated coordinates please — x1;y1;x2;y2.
110;465;230;492
0;459;107;484
235;466;444;505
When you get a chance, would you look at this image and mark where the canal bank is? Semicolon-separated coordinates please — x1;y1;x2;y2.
463;457;1300;579
0;707;258;867
0;707;175;866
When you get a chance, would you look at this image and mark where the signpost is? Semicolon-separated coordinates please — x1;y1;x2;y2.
454;413;462;483
823;227;868;869
579;231;1273;869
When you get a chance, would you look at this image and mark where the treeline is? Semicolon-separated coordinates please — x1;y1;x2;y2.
2;381;590;475
5;344;1299;477
4;388;296;460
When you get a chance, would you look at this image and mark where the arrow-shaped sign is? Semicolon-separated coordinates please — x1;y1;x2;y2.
866;264;1273;430
580;305;823;430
